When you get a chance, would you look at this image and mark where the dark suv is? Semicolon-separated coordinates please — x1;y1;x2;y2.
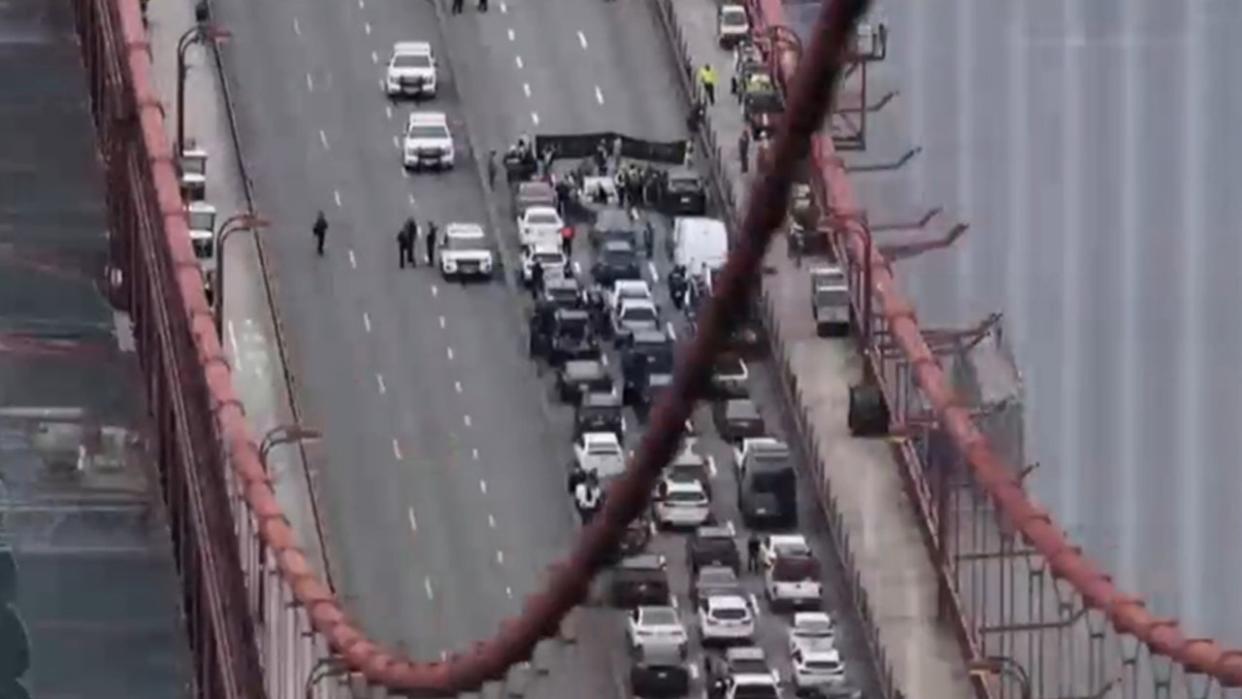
686;525;740;574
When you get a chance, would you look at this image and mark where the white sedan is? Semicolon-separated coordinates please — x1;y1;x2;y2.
759;533;812;569
791;647;847;691
607;279;653;313
788;611;837;657
626;605;688;658
653;477;711;528
517;205;564;249
521;244;568;286
698;594;755;645
573;432;625;480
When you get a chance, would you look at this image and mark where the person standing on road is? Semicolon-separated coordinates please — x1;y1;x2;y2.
425;220;439;266
477;0;488;12
643;220;655;258
574;471;603;525
698;64;718;105
747;532;761;572
529;259;544;300
397;226;411;269
451;0;463;13
738;128;751;174
312;211;328;256
561;225;575;256
404;217;420;267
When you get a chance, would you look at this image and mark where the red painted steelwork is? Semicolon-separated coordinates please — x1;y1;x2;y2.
746;0;1242;688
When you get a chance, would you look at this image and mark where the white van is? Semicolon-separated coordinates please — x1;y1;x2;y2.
668;216;728;275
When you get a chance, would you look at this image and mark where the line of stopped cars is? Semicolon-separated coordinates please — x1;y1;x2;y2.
509;173;860;699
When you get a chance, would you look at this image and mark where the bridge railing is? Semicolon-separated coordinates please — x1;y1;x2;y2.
734;0;1242;697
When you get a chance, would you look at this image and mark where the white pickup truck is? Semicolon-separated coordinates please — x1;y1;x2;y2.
517;205;564;250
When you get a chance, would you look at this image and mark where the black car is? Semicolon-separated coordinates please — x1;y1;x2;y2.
591;240;642;287
712;399;765;443
690;565;743;608
687;525;740;574
548;308;599;364
611;554;671;607
574;391;625;440
630;645;690;699
604;514;653;565
622;329;675;407
542;278;585;309
556;359;613;403
658;168;707;216
590;207;641;250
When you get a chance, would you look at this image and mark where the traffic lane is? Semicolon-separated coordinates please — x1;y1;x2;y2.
291;0;528;651
211;0;440;616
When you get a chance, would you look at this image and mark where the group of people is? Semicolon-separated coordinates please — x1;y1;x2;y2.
308;212;443;270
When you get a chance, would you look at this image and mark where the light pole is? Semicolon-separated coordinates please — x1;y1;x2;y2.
176;22;231;158
260;425;323;470
213;212;270;340
303;657;347;699
969;655;1033;699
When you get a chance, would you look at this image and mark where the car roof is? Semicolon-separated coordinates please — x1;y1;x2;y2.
620;554;665;569
564;359;605;376
602;239;635;252
392;41;433;55
529;244;564;256
518;180;555;196
663;477;705;493
725;646;767;662
407;111;448;127
768;533;809;547
797;647;842;661
613;279;651;292
186;201;216;214
524;205;560;216
725;399;760;418
445;222;484;238
697;565;738;580
630;328;671;344
595;208;638;228
581;391;622;408
794;611;834;626
620;298;657;311
705;594;749;608
694;525;733;539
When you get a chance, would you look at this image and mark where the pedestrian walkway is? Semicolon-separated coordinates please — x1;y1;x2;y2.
145;0;327;576
655;0;975;696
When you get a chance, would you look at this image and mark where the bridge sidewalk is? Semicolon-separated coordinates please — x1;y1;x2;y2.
145;0;328;577
659;0;974;696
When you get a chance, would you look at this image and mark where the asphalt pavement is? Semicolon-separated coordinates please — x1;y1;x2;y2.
827;0;1242;644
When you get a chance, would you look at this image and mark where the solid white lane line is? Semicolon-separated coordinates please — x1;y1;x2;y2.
454;381;463;393
508;28;515;41
376;373;387;394
666;322;677;340
463;414;472;427
647;261;658;281
333;190;342;207
531;112;540;125
293;18;302;35
595;86;604;104
479;479;488;494
424;577;435;600
348;249;357;268
577;30;588;49
408;507;418;532
488;514;497;528
749;593;761;618
439;315;446;328
386;105;393;120
393;438;404;460
363;312;372;333
226;321;245;372
708;455;718;477
319;129;329;149
515;55;523;69
371;50;379;64
573;261;582;275
306;73;314;91
364;22;372;35
446;346;454;360
472;448;479;460
523;83;531;98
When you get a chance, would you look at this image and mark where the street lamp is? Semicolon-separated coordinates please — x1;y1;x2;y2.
260;424;323;468
213;212;270;340
303;657;347;699
969;655;1032;699
176;22;231;158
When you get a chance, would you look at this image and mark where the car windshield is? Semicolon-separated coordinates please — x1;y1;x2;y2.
731;658;769;675
582;407;618;423
181;157;205;175
815;287;850;305
587;443;620;455
187;211;215;230
603;248;635;265
644;608;678;626
635;345;674;374
547;286;579;304
700;569;736;586
773;556;820;581
622;306;658;323
559;319;589;339
713;606;748;620
798;620;834;637
393;53;432;68
527;212;560;225
715;356;744;375
446;235;484;251
722;7;747;25
668;175;700;192
667;490;705;503
407;125;448;140
534;251;563;265
805;658;842;672
734;685;779;699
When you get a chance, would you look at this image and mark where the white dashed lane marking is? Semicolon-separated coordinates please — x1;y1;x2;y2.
349;249;357;268
506;586;513;598
479;479;488;494
424;577;435;600
666;322;677;340
488;514;496;528
463;414;472;427
647;261;658;281
363;312;372;333
508;28;515;41
499;1;507;12
408;507;418;532
333;190;342;207
531;112;540;125
446;346;454;360
376;373;387;394
371;50;379;64
439;315;446;329
364;21;372;35
515;55;523;69
306;72;314;92
595;86;604;104
495;550;505;565
578;31;588;49
293;17;302;35
472;448;480;460
523;83;531;98
319;129;329;149
393;438;404;460
454;381;463;393
386;105;393;120
431;285;439;297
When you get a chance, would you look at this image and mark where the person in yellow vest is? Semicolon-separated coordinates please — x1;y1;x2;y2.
698;64;718;105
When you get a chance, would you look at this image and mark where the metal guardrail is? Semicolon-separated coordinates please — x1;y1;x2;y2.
75;0;873;695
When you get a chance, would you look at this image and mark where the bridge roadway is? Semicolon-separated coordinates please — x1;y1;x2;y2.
156;0;893;693
823;0;1242;643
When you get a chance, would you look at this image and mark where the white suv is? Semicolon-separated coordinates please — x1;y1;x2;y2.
698;594;755;645
438;223;493;278
402;112;454;170
385;41;437;97
626;605;688;659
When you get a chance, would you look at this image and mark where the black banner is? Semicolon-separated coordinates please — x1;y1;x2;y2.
533;133;687;165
